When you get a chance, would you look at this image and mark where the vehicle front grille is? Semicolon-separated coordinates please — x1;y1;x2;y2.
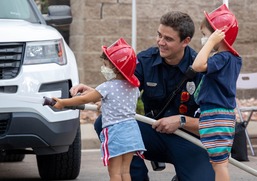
0;43;25;80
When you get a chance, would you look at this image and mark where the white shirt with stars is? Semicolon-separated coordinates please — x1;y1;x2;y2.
95;79;140;128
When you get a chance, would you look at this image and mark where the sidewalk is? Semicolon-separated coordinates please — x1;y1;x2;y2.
81;123;100;149
247;121;257;145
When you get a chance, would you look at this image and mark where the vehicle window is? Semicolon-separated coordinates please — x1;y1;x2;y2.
0;0;39;23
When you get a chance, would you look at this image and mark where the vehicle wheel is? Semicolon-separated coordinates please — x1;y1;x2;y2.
36;127;81;180
0;153;25;162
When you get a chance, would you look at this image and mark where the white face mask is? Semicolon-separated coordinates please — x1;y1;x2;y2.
201;36;209;46
100;65;116;81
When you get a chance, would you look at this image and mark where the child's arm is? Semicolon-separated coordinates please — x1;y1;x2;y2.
53;89;102;109
192;29;225;72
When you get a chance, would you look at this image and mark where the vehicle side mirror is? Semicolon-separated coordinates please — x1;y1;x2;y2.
44;5;72;25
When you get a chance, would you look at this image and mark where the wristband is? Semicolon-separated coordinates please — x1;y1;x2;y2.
179;115;186;128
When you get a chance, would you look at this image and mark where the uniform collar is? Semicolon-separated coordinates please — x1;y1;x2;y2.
151;48;163;66
177;46;191;74
152;46;191;74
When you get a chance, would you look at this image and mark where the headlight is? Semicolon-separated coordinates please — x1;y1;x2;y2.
23;39;67;65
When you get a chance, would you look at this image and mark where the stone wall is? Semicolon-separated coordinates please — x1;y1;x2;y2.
69;0;257;98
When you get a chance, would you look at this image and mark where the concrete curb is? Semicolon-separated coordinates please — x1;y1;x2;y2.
81;124;100;150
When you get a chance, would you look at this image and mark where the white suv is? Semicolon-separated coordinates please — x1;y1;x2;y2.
0;0;81;180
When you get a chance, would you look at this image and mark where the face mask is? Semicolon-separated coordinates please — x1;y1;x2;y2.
201;36;209;46
100;65;116;81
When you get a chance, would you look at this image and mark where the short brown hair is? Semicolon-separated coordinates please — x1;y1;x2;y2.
160;11;195;41
201;17;214;33
100;52;108;60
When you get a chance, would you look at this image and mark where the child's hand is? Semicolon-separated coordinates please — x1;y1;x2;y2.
95;101;102;112
70;84;94;96
208;29;225;45
52;97;64;110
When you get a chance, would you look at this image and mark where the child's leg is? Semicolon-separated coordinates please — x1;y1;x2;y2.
121;152;134;181
108;152;134;181
212;160;230;181
108;155;123;181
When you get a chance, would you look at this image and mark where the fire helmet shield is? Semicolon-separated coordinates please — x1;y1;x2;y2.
102;38;140;87
204;4;239;56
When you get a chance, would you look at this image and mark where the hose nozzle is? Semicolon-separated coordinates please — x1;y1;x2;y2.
42;96;56;106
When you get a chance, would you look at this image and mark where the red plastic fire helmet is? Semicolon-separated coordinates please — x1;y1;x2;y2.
204;4;239;56
102;38;140;87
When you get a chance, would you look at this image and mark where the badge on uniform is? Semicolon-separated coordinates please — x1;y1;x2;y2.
186;81;196;95
146;82;157;87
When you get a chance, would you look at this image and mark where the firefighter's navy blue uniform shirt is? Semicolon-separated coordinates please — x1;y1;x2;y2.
135;46;203;118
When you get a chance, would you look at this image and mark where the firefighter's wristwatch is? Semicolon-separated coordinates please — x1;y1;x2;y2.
179;115;186;128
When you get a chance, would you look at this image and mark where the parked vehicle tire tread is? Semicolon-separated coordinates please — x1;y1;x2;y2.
36;127;81;180
0;153;25;162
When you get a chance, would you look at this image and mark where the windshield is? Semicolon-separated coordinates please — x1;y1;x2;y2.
0;0;40;23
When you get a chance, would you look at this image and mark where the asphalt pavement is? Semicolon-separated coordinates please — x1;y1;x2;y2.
0;150;256;181
81;121;257;180
0;122;256;180
82;149;257;181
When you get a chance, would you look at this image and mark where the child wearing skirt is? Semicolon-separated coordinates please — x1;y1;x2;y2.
52;38;145;181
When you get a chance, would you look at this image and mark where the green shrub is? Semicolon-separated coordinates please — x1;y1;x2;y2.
136;98;145;115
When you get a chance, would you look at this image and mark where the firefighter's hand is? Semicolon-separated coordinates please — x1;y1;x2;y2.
152;115;180;134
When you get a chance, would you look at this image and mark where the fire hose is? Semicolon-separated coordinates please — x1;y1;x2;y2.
43;97;257;177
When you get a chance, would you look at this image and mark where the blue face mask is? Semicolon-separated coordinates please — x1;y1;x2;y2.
100;65;116;81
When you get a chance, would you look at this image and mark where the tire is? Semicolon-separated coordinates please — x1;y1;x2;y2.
36;127;81;180
0;153;25;162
